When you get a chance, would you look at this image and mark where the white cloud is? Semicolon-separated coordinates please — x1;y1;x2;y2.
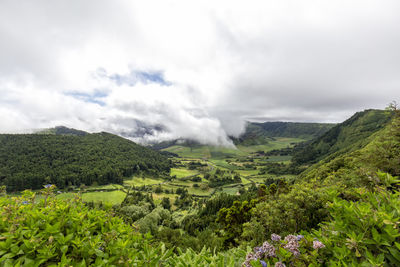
1;0;399;145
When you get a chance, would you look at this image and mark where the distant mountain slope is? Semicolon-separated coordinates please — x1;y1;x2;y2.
299;108;400;187
233;121;335;145
292;109;393;166
0;131;171;192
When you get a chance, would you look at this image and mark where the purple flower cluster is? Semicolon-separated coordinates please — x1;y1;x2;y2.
243;252;257;267
271;233;281;241
243;241;276;266
262;241;276;257
313;240;326;249
44;184;53;189
283;235;300;256
243;234;325;266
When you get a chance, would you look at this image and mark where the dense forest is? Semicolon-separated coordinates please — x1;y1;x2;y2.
0;132;171;192
1;107;400;266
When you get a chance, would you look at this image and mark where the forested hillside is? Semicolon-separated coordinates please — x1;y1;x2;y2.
291;109;393;166
0;132;171;192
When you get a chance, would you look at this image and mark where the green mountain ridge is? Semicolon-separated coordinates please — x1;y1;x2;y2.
0;131;171;192
299;109;400;185
291;109;393;166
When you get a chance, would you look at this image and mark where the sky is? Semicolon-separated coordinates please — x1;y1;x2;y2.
1;0;399;146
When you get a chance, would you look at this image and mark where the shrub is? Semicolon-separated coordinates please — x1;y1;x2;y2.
313;173;400;266
0;187;172;266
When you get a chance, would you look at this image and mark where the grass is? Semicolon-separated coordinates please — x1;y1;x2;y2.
240;177;253;184
221;186;240;195
82;191;126;204
188;186;214;196
209;159;238;170
56;193;76;200
89;184;124;190
124;177;163;187
56;190;126;205
170;168;198;178
237;169;259;177
249;177;269;184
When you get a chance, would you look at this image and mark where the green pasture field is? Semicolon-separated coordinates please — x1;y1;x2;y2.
124;177;164;187
237;169;259;177
82;190;126;204
168;180;194;187
209;159;238;170
240;177;253;184
56;190;126;205
221;186;240;195
170;168;198;178
89;184;124;190
188;186;214;196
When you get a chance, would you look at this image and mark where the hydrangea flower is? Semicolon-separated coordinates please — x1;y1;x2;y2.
22;201;29;205
243;252;257;267
262;241;276;257
284;235;298;243
296;235;304;241
260;260;268;267
271;233;281;241
254;246;264;259
313;240;325;249
283;235;300;256
44;184;53;189
275;262;286;267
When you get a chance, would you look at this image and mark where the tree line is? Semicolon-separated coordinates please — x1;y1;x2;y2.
0;132;171;191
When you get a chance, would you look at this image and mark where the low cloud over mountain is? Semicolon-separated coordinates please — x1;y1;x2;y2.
1;0;399;146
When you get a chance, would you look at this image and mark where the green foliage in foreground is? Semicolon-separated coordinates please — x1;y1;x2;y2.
314;174;400;266
0;187;247;266
243;173;400;267
0;190;172;266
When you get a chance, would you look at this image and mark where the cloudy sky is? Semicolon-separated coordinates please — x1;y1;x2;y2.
1;0;399;146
